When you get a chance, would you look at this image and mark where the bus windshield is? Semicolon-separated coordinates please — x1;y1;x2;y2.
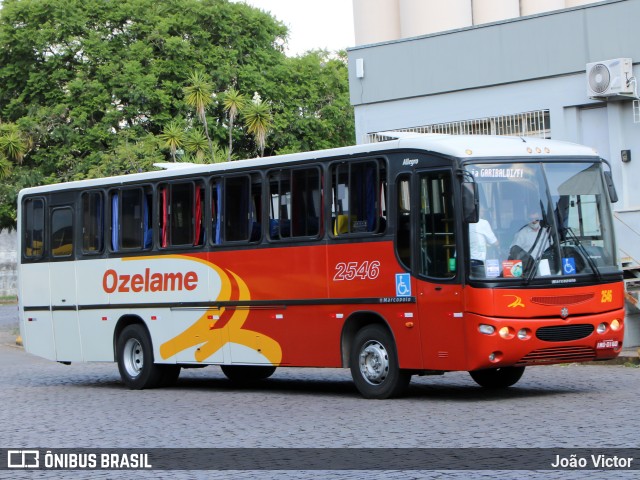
465;161;618;282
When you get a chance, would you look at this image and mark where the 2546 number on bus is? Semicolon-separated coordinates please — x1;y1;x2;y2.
333;261;381;281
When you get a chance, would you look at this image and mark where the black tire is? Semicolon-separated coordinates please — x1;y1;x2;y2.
220;365;277;382
350;324;411;399
469;366;525;388
116;324;164;389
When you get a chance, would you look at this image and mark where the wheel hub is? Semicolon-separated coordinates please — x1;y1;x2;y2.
123;338;143;378
358;341;390;385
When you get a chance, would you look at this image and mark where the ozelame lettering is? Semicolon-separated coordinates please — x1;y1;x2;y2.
103;268;198;293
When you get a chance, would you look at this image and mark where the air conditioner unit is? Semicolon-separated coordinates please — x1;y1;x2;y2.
586;58;634;98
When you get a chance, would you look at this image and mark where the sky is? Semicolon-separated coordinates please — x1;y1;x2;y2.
230;0;355;56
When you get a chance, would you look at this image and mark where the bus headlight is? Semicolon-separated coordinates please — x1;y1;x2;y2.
611;319;622;331
499;326;514;339
597;322;608;334
479;324;495;335
517;328;531;340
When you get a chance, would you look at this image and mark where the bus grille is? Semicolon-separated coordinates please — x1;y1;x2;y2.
536;324;594;342
516;346;596;366
530;294;594;306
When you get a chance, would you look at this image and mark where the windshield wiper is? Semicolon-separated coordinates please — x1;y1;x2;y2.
560;226;602;281
524;226;548;285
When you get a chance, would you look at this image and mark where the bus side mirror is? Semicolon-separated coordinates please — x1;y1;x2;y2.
604;171;618;203
462;182;479;223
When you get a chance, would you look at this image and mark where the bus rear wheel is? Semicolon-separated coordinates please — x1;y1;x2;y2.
469;366;525;388
116;324;164;389
350;324;411;399
220;365;276;382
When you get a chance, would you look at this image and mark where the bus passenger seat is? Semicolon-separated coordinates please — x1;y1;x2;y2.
333;214;354;235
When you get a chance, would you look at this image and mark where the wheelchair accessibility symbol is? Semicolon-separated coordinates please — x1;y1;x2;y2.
562;257;576;275
396;273;411;297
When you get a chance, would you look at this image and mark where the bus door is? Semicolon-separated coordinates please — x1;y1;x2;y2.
49;204;83;362
401;169;466;370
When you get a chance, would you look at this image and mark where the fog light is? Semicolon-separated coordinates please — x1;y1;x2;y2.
597;322;608;334
499;326;514;339
517;328;531;340
611;319;622;331
488;351;503;363
479;324;495;335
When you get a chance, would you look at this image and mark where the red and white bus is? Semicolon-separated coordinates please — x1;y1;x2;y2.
17;134;625;398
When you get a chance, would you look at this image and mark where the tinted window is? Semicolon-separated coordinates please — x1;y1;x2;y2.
51;208;73;258
81;191;104;254
23;198;45;259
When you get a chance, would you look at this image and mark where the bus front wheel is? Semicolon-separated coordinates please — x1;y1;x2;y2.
116;324;165;389
469;366;525;388
350;324;411;399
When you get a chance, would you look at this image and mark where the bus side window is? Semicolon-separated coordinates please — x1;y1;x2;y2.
268;167;321;240
81;191;104;254
159;181;204;248
111;186;152;251
331;160;385;236
419;171;456;278
23;198;45;259
169;182;195;246
396;175;412;268
211;179;221;245
120;189;143;249
51;207;73;258
224;174;261;243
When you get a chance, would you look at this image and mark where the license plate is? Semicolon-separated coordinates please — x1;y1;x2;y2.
596;339;619;349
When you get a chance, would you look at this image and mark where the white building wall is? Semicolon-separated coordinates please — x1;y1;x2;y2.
0;230;17;297
565;0;596;7
353;0;604;45
472;0;520;24
353;0;400;45
399;0;472;37
520;0;566;16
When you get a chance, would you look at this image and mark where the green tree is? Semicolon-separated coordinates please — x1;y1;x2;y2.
221;87;246;161
183;71;215;159
158;120;185;162
0;0;355;228
266;50;355;154
0;157;12;181
242;93;272;157
0;123;28;164
184;128;209;162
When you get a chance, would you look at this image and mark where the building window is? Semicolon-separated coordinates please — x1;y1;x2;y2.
367;110;550;143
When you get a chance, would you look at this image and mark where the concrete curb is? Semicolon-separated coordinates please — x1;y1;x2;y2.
593;348;640;366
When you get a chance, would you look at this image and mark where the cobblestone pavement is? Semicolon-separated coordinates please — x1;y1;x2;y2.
1;305;638;480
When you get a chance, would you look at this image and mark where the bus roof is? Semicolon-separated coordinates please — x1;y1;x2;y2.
18;133;600;196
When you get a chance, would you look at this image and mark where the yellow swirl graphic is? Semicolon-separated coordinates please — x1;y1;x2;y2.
505;295;525;308
159;260;282;365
